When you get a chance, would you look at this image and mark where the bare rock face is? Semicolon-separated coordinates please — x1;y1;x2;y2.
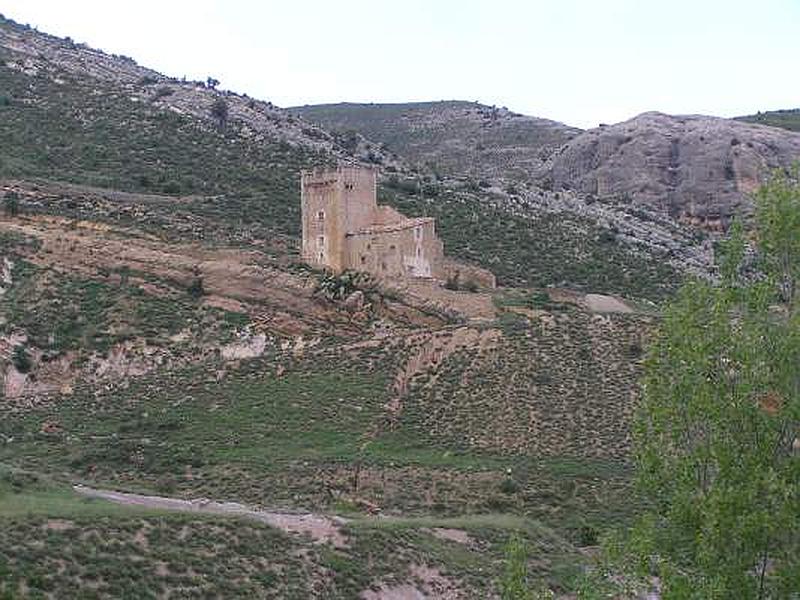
548;112;800;230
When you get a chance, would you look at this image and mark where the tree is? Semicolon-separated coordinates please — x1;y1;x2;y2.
210;97;229;129
628;169;800;598
3;191;19;218
206;76;219;89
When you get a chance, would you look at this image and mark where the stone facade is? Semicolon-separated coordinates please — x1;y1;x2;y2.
301;165;446;279
301;165;496;288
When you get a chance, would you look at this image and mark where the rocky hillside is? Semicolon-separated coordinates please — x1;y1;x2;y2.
293;101;800;237
0;14;734;598
0;15;397;171
0;14;702;301
736;108;800;132
290;101;581;181
546;111;800;230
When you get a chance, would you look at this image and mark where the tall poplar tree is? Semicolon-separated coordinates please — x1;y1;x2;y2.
630;169;800;598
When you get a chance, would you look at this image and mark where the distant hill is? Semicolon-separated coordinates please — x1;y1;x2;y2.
289;101;581;181
736;108;800;132
547;111;800;228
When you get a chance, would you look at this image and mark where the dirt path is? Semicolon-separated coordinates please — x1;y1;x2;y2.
73;485;348;548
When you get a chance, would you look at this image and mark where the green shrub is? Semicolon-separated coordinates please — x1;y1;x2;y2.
576;524;599;547
187;276;205;298
11;344;31;373
3;191;19;217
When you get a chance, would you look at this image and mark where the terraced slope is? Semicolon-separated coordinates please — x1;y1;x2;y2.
0;295;647;596
290;101;581;181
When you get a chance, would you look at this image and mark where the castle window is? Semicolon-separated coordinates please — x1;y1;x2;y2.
317;210;325;221
344;182;354;190
317;235;325;248
360;255;366;264
416;246;421;257
414;226;422;241
318;251;324;261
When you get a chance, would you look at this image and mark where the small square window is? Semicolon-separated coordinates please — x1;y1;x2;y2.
317;210;325;220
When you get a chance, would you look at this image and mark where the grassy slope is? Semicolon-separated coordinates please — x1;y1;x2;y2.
2;468;572;599
0;53;322;239
0;317;639;596
0;328;639;513
382;183;681;301
736;108;800;132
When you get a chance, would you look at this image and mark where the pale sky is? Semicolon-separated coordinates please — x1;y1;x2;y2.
1;0;798;128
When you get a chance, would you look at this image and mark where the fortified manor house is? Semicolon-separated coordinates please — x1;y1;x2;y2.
301;165;495;287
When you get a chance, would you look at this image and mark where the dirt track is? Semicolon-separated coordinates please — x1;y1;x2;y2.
73;484;349;548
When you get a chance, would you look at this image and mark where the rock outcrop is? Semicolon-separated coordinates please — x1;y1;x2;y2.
547;112;800;230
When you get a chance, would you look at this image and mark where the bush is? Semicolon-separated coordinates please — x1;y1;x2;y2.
576;524;599;547
11;344;31;373
153;86;174;100
3;191;19;217
499;477;520;495
210;97;229;128
188;276;205;298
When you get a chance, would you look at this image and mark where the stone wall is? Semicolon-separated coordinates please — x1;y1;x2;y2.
346;219;444;279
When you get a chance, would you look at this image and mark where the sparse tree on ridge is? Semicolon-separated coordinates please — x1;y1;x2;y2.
210;97;229;129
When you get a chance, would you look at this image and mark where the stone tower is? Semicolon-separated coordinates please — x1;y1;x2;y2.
300;165;378;273
299;165;492;286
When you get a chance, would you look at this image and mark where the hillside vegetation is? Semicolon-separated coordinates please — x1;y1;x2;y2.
0;30;683;301
0;14;705;598
737;108;800;132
